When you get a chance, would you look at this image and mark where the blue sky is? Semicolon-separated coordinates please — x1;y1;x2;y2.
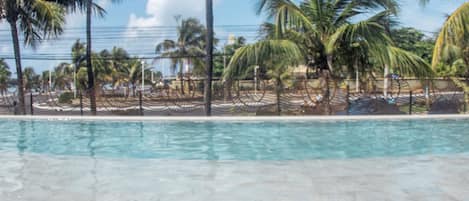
0;0;466;74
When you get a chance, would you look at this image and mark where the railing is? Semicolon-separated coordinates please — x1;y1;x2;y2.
1;78;467;116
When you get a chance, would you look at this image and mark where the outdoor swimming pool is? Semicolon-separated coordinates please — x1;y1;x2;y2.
1;116;469;201
1;117;469;160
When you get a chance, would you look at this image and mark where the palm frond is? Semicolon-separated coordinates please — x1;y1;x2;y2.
224;40;303;80
432;2;469;67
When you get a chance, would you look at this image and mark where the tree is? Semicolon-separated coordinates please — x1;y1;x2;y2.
156;17;207;95
391;27;435;63
2;0;66;114
250;0;433;114
204;0;214;116
420;0;469;69
214;36;246;77
53;62;73;90
23;67;40;92
56;0;120;115
224;40;303;114
0;59;11;95
215;36;246;100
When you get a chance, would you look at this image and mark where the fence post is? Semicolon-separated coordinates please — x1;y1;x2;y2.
79;91;84;116
346;85;350;115
409;91;413;115
30;92;34;115
139;91;143;116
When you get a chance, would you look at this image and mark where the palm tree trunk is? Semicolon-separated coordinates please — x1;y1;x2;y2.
326;55;334;73
179;65;185;95
275;77;282;115
204;0;214;116
323;70;331;115
9;22;26;115
86;0;97;115
224;78;232;101
383;64;389;98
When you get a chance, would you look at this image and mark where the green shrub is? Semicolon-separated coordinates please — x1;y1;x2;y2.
58;92;74;104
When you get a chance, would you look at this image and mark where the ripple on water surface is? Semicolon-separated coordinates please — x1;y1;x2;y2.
0;119;468;160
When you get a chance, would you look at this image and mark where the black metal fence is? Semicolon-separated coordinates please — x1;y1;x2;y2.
0;78;467;116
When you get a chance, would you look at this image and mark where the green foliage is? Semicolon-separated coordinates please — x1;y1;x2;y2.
58;92;74;104
214;37;246;77
253;0;433;80
23;67;40;92
432;2;469;67
391;27;435;63
0;59;11;94
155;17;215;77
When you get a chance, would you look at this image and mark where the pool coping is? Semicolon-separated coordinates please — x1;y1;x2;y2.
0;114;469;121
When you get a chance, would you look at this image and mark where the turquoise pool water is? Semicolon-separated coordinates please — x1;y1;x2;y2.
0;119;468;160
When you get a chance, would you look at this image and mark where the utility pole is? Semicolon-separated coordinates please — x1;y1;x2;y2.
204;0;214;116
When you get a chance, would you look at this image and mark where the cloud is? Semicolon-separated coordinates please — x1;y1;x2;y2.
125;0;223;38
128;0;206;28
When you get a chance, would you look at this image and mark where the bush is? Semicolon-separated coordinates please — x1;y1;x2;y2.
58;92;74;104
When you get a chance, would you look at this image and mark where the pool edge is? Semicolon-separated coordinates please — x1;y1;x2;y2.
0;114;468;121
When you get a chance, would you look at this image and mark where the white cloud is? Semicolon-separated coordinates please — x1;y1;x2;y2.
125;0;222;38
128;0;206;28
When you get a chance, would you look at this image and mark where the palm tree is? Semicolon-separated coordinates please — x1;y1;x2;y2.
422;1;469;69
204;0;214;116
23;67;39;92
53;62;73;90
57;0;120;115
215;36;246;100
224;40;303;114
156;17;207;95
0;59;11;95
2;0;66;114
234;0;433;114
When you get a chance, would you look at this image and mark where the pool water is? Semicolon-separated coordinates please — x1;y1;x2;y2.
0;119;468;160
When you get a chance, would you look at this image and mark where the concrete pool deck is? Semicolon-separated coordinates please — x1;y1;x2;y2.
0;152;468;201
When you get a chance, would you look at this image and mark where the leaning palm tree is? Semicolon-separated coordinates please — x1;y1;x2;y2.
2;0;66;114
156;17;207;95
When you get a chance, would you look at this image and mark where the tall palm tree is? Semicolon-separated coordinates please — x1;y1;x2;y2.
204;0;214;116
232;0;433;114
0;59;11;95
86;0;96;115
256;0;399;73
57;0;120;115
156;17;207;95
2;0;66;114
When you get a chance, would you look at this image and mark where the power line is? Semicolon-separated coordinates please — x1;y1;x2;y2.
0;53;236;61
